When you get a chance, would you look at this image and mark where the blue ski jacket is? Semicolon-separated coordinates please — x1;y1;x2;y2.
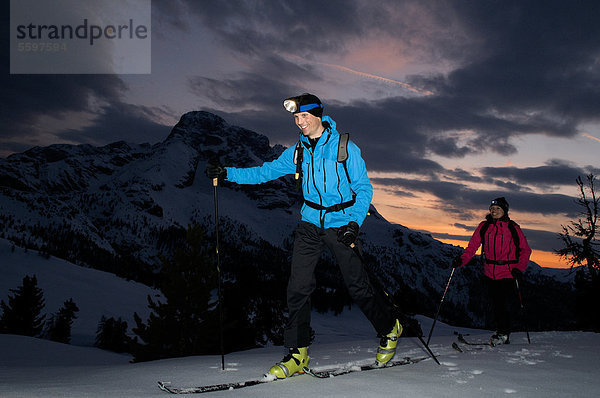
225;116;373;229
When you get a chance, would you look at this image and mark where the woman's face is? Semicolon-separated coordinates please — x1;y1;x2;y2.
489;205;505;220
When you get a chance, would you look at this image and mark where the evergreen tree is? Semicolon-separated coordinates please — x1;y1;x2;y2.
132;224;219;361
556;174;600;274
95;316;132;353
556;174;600;331
0;275;46;337
45;298;79;344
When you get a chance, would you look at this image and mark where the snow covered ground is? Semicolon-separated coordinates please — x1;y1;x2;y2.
1;312;599;397
2;239;599;397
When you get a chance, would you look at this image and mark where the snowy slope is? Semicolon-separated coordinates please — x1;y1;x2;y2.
0;238;160;346
1;316;598;397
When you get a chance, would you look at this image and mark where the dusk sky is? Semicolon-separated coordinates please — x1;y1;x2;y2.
3;0;600;268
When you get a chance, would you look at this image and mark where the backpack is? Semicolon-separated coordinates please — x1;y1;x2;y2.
479;219;521;260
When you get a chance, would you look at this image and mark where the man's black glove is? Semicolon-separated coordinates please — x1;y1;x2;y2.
205;161;227;182
337;221;359;246
452;255;463;268
511;268;523;280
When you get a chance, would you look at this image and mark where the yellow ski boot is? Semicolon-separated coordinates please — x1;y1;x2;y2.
269;347;309;379
376;319;403;365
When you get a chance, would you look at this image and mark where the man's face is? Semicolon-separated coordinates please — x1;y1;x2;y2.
489;205;505;220
294;111;323;139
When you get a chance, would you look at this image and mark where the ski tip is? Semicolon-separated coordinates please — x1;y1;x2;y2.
157;381;174;393
451;342;464;352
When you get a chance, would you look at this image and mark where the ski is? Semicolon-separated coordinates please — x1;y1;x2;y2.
157;357;429;392
157;375;279;394
452;342;464;352
302;356;428;378
452;341;484;353
457;333;492;347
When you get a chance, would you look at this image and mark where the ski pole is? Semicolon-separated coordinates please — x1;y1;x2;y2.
513;277;531;344
426;268;455;345
213;177;226;370
350;243;440;365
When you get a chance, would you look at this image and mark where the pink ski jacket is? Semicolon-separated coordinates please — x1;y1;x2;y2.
459;216;532;280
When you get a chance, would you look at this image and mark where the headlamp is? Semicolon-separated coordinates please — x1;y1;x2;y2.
283;98;299;113
283;94;323;114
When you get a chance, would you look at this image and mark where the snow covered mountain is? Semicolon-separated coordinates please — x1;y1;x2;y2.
0;111;576;332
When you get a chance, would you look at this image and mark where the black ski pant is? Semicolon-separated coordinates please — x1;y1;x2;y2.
283;221;396;348
486;277;518;336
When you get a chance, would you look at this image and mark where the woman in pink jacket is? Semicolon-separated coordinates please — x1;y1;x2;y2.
452;197;532;346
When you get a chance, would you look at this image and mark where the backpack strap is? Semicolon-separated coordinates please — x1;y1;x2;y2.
337;133;351;184
337;133;349;162
508;220;521;259
479;221;490;255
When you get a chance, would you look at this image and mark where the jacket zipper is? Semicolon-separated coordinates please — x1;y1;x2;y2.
322;158;326;193
335;167;344;210
491;225;498;279
310;150;323;209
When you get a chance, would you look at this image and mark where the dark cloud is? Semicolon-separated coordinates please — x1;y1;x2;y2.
178;0;476;65
425;0;600;135
0;74;127;136
445;169;484;184
56;104;171;146
454;223;473;231
372;175;579;218
481;160;600;188
179;0;364;56
521;228;567;253
188;55;320;111
419;230;472;243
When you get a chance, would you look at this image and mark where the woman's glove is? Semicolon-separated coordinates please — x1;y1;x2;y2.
511;268;523;280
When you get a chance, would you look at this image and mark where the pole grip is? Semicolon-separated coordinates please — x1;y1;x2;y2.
213;178;218;187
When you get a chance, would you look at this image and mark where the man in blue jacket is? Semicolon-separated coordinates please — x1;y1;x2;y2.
206;93;400;378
